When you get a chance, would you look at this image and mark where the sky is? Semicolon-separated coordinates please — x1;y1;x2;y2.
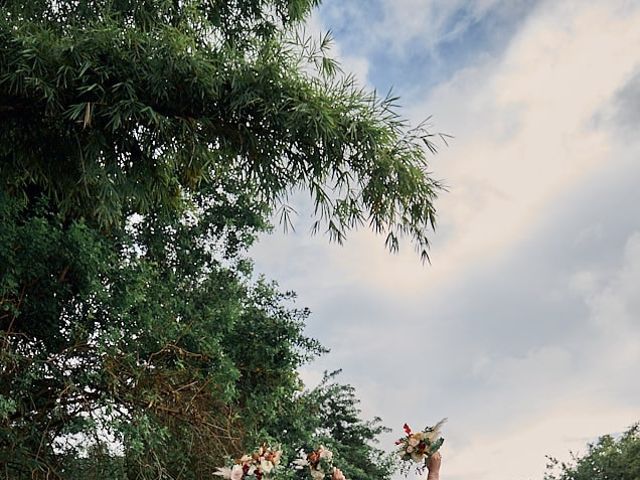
251;1;640;479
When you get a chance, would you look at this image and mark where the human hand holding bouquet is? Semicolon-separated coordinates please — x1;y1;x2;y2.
396;419;446;476
214;444;282;480
426;451;442;480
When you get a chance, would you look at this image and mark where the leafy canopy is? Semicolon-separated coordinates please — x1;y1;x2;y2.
0;0;442;259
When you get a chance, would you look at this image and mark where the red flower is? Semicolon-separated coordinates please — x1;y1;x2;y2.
395;440;403;445
403;423;412;435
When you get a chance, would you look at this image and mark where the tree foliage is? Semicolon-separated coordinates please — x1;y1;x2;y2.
544;423;640;480
1;174;393;479
0;0;441;257
1;0;442;478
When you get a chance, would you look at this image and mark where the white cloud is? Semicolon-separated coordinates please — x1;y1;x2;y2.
442;231;640;480
284;0;640;295
445;402;639;480
377;0;504;53
252;2;640;480
321;0;523;60
412;0;640;279
574;232;640;362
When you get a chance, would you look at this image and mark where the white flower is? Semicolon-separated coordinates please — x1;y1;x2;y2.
406;446;414;453
293;452;309;470
240;455;251;464
260;460;274;473
318;446;333;461
310;469;326;480
411;451;425;463
293;460;308;469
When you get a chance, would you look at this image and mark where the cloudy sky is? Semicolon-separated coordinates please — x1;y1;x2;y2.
251;1;640;479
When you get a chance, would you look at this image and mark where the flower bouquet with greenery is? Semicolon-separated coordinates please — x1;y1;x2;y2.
214;444;282;480
293;445;345;480
395;419;446;475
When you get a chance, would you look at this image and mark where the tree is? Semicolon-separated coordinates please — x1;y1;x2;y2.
0;0;443;478
0;0;441;257
544;423;640;480
264;370;395;480
1;167;395;480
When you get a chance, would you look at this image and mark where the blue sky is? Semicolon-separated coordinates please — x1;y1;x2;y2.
317;0;538;93
252;1;640;479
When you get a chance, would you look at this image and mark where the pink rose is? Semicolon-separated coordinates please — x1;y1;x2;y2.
332;467;346;480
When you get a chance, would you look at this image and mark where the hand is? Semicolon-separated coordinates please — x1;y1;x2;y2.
427;451;441;480
331;467;346;480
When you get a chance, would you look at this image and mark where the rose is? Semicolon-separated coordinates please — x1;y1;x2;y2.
318;446;333;461
332;468;346;480
308;451;320;465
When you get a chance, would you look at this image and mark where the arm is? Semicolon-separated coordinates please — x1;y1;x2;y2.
427;452;442;480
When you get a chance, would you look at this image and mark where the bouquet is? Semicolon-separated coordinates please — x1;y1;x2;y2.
395;419;446;475
214;444;282;480
293;445;345;480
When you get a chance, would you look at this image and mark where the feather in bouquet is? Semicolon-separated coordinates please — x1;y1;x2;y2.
395;419;446;475
214;444;282;480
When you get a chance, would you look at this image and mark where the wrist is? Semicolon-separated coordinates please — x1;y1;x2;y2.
427;474;439;480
